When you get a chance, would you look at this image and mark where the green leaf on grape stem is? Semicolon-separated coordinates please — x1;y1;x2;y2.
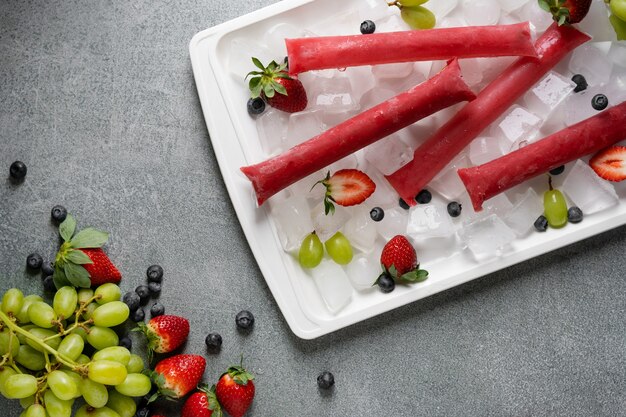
59;214;76;242
64;263;91;288
70;228;109;249
65;250;93;265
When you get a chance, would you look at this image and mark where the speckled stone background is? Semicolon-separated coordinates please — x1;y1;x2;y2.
2;1;626;416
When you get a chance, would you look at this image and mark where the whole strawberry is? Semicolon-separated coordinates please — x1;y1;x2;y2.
246;58;307;113
182;385;222;417
539;0;592;24
53;214;121;288
137;315;190;358
380;235;428;283
150;354;206;400
215;364;255;417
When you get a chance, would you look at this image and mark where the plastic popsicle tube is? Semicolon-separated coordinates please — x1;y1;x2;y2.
458;101;626;211
384;23;591;206
241;59;476;206
286;22;537;75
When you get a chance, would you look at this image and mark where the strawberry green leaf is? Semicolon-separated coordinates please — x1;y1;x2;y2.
70;228;109;249
263;82;275;98
64;262;91;288
538;0;550;12
557;14;567;25
59;214;76;242
249;76;261;90
53;267;71;290
65;249;93;265
323;198;335;216
251;57;265;71
271;80;288;96
399;269;429;283
387;264;398;279
267;60;278;71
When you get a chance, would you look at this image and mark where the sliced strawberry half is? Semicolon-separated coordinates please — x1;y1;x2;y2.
590;146;626;182
314;169;376;215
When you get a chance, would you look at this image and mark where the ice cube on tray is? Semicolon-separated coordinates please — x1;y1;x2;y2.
462;0;501;26
503;188;544;237
459;214;517;260
569;44;614;87
407;203;456;240
562;160;619;215
272;196;314;252
345;254;380;291
310;260;353;313
342;207;378;253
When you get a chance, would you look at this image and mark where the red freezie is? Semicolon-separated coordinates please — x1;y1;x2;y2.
241;59;476;206
385;23;591;206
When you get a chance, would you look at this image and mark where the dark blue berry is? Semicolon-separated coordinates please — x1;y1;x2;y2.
150;303;165;317
9;161;27;180
119;335;132;350
571;74;588;93
41;262;54;277
43;275;56;292
591;94;608;111
534;215;548;232
415;189;432;204
567;206;583;223
235;310;255;330
148;281;161;296
26;253;43;270
369;207;384;222
549;165;565;175
247;97;266;116
122;292;141;312
398;198;410;210
376;273;395;293
447;201;462;217
135;285;150;304
146;265;163;283
130;307;145;322
205;333;223;351
317;371;335;389
136;407;150;417
360;20;376;34
51;205;68;223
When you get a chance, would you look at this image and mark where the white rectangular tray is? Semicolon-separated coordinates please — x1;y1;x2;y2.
189;0;626;339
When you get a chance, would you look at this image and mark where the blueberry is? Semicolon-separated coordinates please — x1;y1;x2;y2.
534;215;548;232
235;310;255;330
130;307;146;322
549;165;565;175
415;189;432;204
150;303;165;317
369;207;385;222
42;275;56;293
41;262;54;277
50;205;68;223
247;97;266;116
136;407;150;417
284;56;289;67
447;201;462;218
591;94;608;111
360;20;376;34
376;273;395;294
568;206;583;224
317;371;335;389
119;335;132;350
135;285;150;304
398;198;410;210
122;292;141;312
148;281;161;296
146;264;163;283
205;333;223;351
26;253;43;270
9;161;27;180
571;74;588;93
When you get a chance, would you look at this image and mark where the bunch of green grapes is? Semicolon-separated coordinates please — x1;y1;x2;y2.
0;284;151;417
610;0;626;40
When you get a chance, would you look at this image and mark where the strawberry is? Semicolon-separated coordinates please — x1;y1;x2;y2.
314;169;376;215
590;146;626;182
182;385;222;417
215;364;255;417
151;354;206;400
246;58;307;113
379;235;428;283
52;214;121;289
539;0;592;25
136;315;190;359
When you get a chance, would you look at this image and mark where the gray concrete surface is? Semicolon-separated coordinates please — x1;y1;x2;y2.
2;1;626;416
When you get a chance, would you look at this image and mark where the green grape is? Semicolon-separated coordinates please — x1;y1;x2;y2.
76;353;91;364
19;394;35;409
57;333;85;361
47;370;80;400
62;370;83;398
15;345;46;371
86;326;119;350
3;374;38;399
114;373;152;397
325;232;353;265
298;232;324;268
398;0;428;5
400;6;436;29
91;302;130;328
544;187;567;229
0;366;17;398
126;354;145;374
71;326;89;341
610;14;626;40
24;404;46;417
25;327;61;353
15;324;35;345
95;283;122;305
611;0;626;21
82;302;98;320
76;404;122;417
16;295;43;324
88;360;128;386
92;346;131;366
0;328;20;358
53;286;78;319
78;288;95;305
80;377;109;408
107;390;137;417
44;390;73;417
2;288;24;316
28;302;57;329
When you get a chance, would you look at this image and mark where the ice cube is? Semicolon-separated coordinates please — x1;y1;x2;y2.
364;134;413;176
576;0;615;42
345;66;377;103
498;0;529;13
342;207;378;253
437;16;468;28
358;0;392;22
608;69;626;104
316;9;360;36
429;153;470;200
359;87;397;111
286;169;326;202
503;188;544;236
407;204;456;240
462;0;501;26
271;196;313;252
256;109;289;156
563;85;611;127
458;59;483;87
469;136;505;166
311;203;350;242
515;0;553;34
524;71;576;118
569;43;613;87
375;14;409;32
285;110;326;148
429;0;459;20
310;260;353;313
227;38;274;83
264;23;303;56
372;62;415;81
608;42;626;68
345;254;381;291
483;193;514;217
376;207;409;240
562;159;618;214
458;214;517;259
364;167;400;208
376;64;427;92
492;105;543;146
310;75;359;114
475;56;516;87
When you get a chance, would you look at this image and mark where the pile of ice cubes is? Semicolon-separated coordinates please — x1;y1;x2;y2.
234;0;625;314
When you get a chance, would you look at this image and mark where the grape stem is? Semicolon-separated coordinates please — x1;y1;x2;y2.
43;295;98;343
